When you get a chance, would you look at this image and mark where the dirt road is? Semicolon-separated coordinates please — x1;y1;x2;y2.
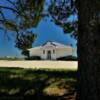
0;60;77;70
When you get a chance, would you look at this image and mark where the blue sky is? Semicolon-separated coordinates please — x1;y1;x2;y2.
0;0;77;57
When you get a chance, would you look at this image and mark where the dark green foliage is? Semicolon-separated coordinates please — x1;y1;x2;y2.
57;56;77;61
15;32;36;50
0;0;45;35
48;0;78;38
22;50;29;58
15;0;45;29
15;32;36;57
26;56;41;60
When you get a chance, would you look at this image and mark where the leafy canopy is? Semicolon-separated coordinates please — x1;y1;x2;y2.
0;0;77;37
0;0;45;35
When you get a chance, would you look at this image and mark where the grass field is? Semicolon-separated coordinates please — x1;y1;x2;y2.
0;67;77;100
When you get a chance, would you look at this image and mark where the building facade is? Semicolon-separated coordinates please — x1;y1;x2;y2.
28;41;73;60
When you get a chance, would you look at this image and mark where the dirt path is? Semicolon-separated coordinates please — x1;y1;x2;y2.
0;60;77;70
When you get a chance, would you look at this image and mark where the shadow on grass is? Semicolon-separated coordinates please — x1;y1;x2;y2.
0;67;77;100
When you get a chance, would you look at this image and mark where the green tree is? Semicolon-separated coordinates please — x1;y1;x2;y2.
15;31;36;58
0;0;45;35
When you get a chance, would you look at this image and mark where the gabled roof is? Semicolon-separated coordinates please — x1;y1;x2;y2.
28;41;72;51
42;41;71;48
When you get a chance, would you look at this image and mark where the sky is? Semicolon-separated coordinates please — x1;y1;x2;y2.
0;0;77;57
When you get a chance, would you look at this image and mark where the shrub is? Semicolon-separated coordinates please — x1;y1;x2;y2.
57;56;77;61
25;56;41;60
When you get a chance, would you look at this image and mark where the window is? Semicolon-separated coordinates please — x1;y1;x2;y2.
53;50;55;54
43;50;45;54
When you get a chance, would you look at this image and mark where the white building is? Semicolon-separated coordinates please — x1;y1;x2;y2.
28;41;73;60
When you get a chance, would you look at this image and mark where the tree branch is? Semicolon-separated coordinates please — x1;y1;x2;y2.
0;5;19;13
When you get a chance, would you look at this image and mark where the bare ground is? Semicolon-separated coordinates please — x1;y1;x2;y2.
0;60;77;70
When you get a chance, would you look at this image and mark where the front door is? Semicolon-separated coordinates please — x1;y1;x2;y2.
47;50;51;60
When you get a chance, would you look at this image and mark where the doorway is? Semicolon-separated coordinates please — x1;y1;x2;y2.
47;50;51;60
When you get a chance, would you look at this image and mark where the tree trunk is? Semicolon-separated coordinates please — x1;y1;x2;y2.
76;0;100;100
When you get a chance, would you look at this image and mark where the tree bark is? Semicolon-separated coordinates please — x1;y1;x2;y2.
76;0;100;100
